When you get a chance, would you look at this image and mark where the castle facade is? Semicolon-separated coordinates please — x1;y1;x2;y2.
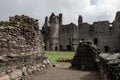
42;12;120;52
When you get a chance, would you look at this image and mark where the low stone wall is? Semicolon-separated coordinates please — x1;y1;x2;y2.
98;53;120;80
0;54;50;80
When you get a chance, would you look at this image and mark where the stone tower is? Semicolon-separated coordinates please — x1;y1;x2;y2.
44;16;49;26
59;13;62;26
78;15;83;26
112;11;120;52
49;13;61;50
115;11;120;21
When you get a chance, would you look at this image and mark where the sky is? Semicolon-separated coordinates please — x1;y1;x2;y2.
0;0;120;28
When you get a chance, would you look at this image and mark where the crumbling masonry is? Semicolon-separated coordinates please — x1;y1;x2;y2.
0;15;50;80
71;41;120;80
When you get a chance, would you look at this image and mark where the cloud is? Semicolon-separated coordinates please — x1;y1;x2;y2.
0;0;120;28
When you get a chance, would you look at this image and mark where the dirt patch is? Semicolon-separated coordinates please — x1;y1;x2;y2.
28;63;102;80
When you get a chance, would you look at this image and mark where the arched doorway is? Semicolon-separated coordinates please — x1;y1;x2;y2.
60;45;62;51
66;45;72;51
55;46;58;51
104;46;109;52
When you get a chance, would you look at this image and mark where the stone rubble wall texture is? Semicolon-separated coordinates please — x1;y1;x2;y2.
98;53;120;80
71;41;98;70
0;15;50;80
71;41;120;80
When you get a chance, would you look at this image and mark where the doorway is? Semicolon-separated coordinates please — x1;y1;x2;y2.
66;45;72;51
104;46;109;52
55;46;58;51
60;45;62;51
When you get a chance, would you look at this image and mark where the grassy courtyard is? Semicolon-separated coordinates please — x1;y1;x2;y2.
45;51;74;63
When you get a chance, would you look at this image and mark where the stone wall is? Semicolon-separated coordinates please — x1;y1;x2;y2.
59;23;79;51
0;15;50;80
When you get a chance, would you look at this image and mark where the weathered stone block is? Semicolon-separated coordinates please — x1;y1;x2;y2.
9;69;22;80
0;75;10;80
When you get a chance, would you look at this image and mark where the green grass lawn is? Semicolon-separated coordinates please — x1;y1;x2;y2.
45;51;74;63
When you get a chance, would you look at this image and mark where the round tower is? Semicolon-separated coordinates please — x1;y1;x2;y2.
49;13;60;51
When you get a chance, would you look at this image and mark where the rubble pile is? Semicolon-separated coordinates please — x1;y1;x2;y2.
71;41;120;80
0;15;51;80
71;41;98;70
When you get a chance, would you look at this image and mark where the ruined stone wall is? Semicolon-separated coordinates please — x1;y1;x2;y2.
42;12;120;52
89;21;112;52
71;41;120;80
79;23;90;40
111;12;120;52
0;15;50;80
59;23;79;51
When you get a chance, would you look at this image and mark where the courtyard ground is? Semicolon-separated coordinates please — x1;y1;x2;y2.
44;51;74;63
28;63;102;80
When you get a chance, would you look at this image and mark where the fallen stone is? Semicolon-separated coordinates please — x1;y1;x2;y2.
27;68;33;74
9;69;22;80
0;75;10;80
32;66;37;71
22;67;28;76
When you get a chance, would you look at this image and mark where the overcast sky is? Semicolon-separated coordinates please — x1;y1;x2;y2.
0;0;120;28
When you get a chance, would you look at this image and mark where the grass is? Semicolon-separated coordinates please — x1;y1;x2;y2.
45;51;74;63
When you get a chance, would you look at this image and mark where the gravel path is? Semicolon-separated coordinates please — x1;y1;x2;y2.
28;63;102;80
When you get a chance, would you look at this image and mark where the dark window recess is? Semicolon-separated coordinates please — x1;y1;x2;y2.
55;46;58;51
104;46;109;52
60;45;62;51
66;45;72;51
81;38;84;41
94;38;98;45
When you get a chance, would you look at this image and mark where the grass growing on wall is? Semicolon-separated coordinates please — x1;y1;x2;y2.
45;51;74;63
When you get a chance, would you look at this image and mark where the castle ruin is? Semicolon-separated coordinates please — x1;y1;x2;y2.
42;11;120;52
